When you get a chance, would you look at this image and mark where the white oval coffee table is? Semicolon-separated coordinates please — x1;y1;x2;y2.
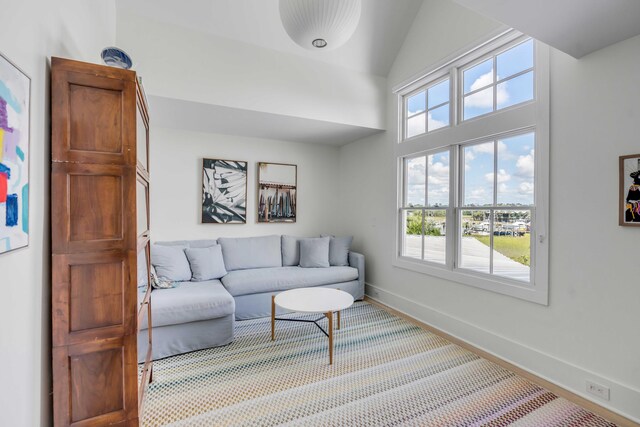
271;287;354;365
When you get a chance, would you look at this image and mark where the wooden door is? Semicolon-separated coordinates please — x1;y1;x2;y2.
51;57;139;426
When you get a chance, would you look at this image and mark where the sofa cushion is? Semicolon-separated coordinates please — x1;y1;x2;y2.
281;235;303;266
185;239;219;248
299;237;330;268
322;235;353;266
141;280;234;329
156;239;218;248
221;266;359;296
151;244;191;281
218;235;282;271
185;245;227;281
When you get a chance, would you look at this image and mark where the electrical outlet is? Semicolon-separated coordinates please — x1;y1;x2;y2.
586;381;610;401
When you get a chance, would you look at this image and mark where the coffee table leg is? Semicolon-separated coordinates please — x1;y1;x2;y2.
271;295;276;341
325;311;333;365
337;310;341;330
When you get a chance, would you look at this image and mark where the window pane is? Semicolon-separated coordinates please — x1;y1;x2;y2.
427;151;449;207
497;39;533;80
428;104;449;131
463;58;493;94
407;91;426;115
497;133;535;206
407;113;426;138
460;209;491;273
497;71;533;110
428;79;449;108
492;210;531;282
405;156;426;207
463;87;493;120
424;210;446;264
463;142;494;206
402;210;423;259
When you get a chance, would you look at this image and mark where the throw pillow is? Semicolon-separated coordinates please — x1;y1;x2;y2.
184;245;228;281
282;235;303;266
150;265;175;289
151;244;191;281
321;235;353;266
218;235;282;271
137;249;149;288
299;236;331;268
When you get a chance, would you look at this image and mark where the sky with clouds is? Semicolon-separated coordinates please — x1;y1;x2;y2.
406;151;450;207
406;132;534;208
463;133;535;206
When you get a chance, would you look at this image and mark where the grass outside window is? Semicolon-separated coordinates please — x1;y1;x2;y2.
473;235;530;266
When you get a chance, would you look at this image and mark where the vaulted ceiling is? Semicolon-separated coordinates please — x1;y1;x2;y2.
115;0;640;146
452;0;640;58
116;0;423;77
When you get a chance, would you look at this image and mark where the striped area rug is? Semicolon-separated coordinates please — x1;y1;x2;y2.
142;301;616;426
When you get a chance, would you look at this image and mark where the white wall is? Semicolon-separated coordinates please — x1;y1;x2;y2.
0;1;116;426
150;127;342;241
339;0;640;421
116;12;386;130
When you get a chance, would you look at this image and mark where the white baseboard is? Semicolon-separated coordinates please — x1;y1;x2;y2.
365;283;640;423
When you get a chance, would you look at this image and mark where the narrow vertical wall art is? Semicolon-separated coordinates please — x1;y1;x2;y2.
620;154;640;226
258;162;297;223
0;52;30;254
202;158;247;223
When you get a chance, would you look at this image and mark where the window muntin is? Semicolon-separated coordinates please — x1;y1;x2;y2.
404;78;450;139
401;150;450;265
461;38;534;121
458;132;534;282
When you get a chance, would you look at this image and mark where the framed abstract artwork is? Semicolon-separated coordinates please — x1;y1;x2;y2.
202;159;247;224
258;162;297;223
0;52;30;254
619;154;640;226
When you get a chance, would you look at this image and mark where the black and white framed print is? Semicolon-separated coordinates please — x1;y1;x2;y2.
202;159;247;224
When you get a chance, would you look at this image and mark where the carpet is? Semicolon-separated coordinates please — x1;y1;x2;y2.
141;301;617;426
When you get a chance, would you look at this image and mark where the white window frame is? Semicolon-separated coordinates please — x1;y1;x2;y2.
392;29;550;305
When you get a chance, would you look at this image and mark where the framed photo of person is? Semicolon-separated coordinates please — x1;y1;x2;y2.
619;154;640;226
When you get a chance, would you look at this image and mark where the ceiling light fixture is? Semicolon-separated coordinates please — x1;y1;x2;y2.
279;0;362;51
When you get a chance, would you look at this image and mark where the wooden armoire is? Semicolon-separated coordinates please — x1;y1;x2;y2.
51;57;152;426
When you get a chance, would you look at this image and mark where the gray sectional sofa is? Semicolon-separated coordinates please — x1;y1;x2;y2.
138;235;364;361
